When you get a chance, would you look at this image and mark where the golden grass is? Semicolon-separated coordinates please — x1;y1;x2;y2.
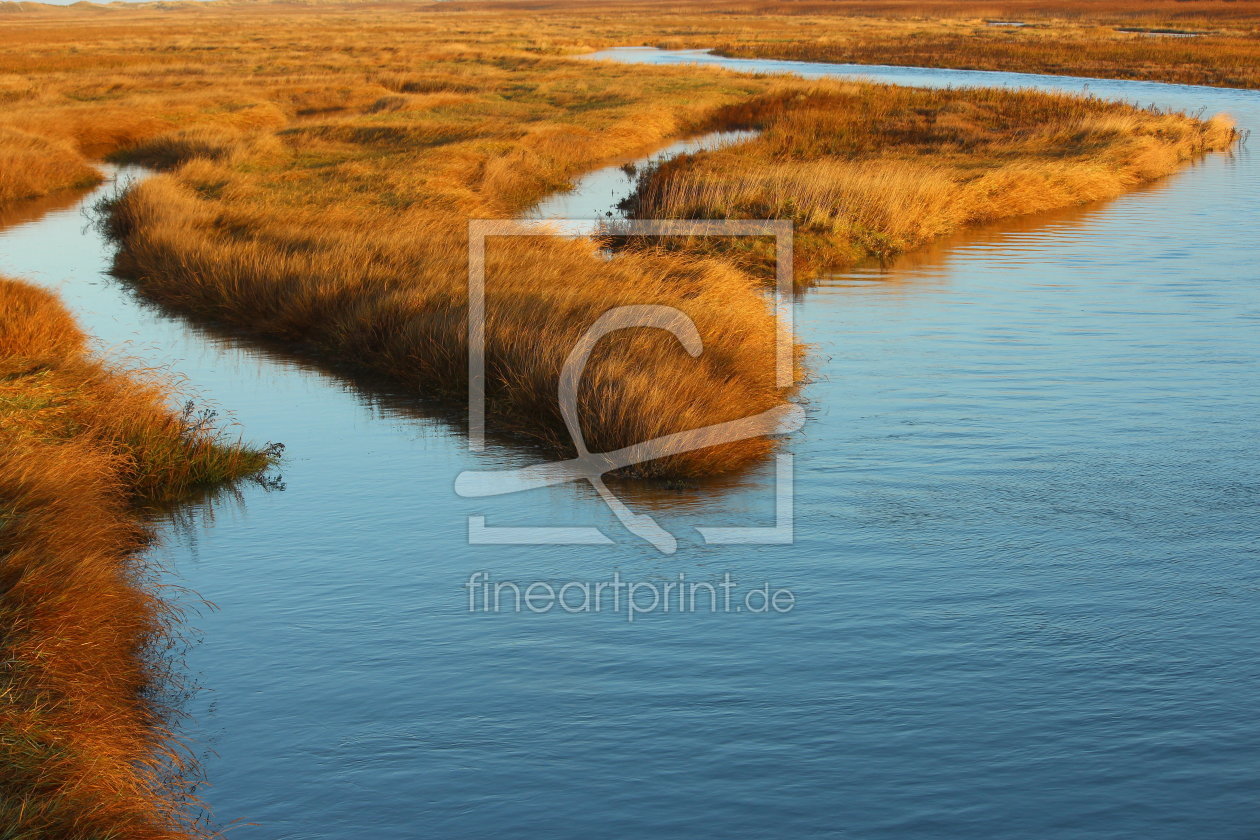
0;276;273;839
0;5;800;477
708;21;1260;91
0;127;101;204
0;2;1246;833
105;180;788;476
0;0;1241;476
437;0;1260;26
622;83;1240;276
510;0;1260;89
437;0;1260;89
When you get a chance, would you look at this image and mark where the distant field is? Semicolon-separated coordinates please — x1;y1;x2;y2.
445;0;1260;88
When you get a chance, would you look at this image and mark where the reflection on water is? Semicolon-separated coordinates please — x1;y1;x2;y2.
820;169;1185;289
0;185;91;230
1115;27;1205;37
1;54;1258;839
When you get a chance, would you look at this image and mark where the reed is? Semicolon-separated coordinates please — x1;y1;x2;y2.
0;276;274;839
0;127;100;204
622;83;1240;277
0;0;1239;475
0;3;1249;834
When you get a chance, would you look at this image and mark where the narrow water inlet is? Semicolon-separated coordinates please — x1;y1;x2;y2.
526;129;757;232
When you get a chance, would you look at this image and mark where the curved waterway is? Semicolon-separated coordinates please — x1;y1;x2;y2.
1;50;1258;838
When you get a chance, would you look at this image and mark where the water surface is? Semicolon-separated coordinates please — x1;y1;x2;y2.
0;50;1257;839
529;128;756;231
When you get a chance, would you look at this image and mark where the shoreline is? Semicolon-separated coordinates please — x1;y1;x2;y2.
0;275;275;838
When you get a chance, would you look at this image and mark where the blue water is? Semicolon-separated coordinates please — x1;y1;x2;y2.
1;50;1257;839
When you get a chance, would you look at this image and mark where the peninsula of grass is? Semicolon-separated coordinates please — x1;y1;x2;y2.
620;82;1239;279
0;0;1243;477
0;276;275;839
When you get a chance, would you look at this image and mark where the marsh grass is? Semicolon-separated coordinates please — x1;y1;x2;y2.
0;127;101;204
103;182;791;477
0;276;275;839
620;83;1240;278
0;0;1239;476
0;2;1250;834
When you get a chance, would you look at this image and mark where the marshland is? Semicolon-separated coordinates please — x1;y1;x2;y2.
1;1;1258;838
0;275;274;836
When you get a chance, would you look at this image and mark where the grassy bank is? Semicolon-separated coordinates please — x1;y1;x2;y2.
100;61;1233;469
621;82;1240;278
0;0;1243;476
439;0;1260;90
696;5;1260;91
0;276;274;839
104;180;788;477
0;128;101;204
710;28;1260;92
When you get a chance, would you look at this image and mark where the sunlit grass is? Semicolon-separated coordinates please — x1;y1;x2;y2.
0;126;101;203
621;83;1240;277
0;277;276;840
0;1;1250;835
0;0;1241;477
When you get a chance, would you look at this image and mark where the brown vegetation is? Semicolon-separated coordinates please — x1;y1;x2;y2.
0;127;101;204
0;276;273;839
622;83;1240;276
0;2;1247;834
438;0;1260;88
0;0;1242;477
105;180;788;476
708;19;1260;91
1;4;800;477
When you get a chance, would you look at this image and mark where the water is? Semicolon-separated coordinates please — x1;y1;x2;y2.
528;128;757;232
1;50;1258;839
